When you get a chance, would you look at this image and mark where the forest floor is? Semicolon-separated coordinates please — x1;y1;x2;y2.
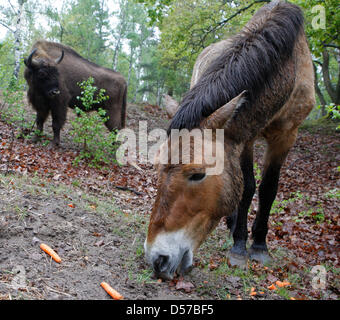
0;100;339;300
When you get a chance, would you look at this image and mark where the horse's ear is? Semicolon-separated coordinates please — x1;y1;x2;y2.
202;91;248;130
163;94;180;119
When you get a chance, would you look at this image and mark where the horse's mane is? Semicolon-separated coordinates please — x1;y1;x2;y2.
168;1;304;134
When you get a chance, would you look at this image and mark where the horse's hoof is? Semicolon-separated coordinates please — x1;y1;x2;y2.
228;252;248;269
248;247;272;265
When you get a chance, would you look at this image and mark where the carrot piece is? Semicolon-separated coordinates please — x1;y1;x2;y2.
276;280;291;288
40;243;61;263
267;284;277;290
100;282;123;300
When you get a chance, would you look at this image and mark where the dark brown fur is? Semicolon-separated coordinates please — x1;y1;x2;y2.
24;40;127;146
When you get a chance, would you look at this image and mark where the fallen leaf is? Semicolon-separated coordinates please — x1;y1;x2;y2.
175;280;195;293
94;239;104;247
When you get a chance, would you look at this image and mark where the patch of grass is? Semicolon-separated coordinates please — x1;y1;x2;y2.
324;188;340;200
135;269;154;284
300;117;339;135
292;207;325;224
254;162;262;185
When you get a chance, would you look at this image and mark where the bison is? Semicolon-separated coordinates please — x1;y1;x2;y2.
24;40;127;147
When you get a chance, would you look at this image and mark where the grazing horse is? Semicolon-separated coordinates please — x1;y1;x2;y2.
145;1;315;279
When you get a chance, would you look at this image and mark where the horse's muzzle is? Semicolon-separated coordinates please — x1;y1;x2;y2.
145;235;194;280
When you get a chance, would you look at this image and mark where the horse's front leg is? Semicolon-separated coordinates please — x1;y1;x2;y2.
228;141;256;268
249;130;297;264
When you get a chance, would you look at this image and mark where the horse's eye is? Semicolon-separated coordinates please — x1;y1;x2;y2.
188;173;206;182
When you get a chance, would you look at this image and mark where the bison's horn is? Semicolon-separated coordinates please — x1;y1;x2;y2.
55;50;64;64
24;48;38;68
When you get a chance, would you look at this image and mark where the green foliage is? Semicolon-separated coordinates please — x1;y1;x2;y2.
324;103;340;129
70;77;118;168
45;0;111;66
0;75;34;139
140;0;339;110
292;0;339;58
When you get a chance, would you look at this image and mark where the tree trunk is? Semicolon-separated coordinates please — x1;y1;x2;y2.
321;49;337;103
13;0;26;81
112;37;121;70
133;61;141;103
313;63;327;116
127;46;134;89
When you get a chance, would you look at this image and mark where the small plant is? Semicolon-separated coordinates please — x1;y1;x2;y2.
253;162;262;184
324;103;340;130
70;77;118;168
292;207;325;224
324;188;340;200
0;77;34;138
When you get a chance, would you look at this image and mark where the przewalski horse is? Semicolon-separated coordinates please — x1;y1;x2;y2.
145;1;315;279
24;40;127;147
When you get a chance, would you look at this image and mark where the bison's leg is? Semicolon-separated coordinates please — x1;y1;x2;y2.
33;108;50;142
103;104;122;132
50;105;67;147
228;141;256;268
249;129;297;264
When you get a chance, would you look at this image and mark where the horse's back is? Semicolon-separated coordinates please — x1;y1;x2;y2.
191;3;315;141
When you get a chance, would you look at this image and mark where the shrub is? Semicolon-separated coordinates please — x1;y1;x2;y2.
70;77;118;168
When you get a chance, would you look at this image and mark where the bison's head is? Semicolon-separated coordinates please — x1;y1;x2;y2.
24;48;64;99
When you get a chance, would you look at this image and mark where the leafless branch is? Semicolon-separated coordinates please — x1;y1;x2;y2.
7;0;17;15
0;20;14;33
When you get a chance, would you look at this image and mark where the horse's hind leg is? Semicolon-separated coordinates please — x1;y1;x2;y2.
249;129;298;264
229;141;256;267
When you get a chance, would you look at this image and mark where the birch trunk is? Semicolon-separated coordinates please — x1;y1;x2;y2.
13;0;26;81
127;46;134;89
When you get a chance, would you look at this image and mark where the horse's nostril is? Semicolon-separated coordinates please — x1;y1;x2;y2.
153;255;169;273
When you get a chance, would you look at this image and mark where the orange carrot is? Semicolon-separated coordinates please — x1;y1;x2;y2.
276;280;291;288
250;287;257;296
268;284;277;290
40;243;61;263
100;282;123;300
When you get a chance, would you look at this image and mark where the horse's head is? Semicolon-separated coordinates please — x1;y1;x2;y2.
145;92;247;279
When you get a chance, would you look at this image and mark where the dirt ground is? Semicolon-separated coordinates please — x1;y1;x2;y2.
0;100;339;300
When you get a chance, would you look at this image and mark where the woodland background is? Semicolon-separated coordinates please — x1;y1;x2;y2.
0;0;339;113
